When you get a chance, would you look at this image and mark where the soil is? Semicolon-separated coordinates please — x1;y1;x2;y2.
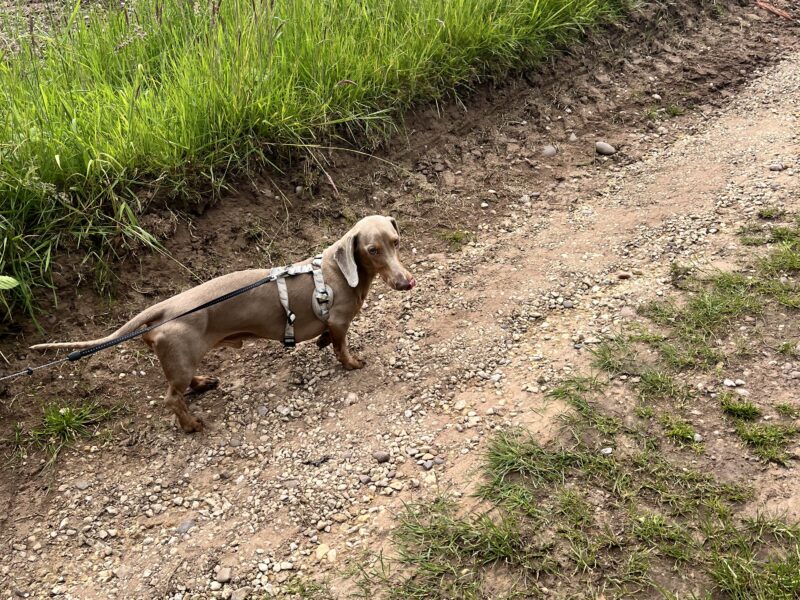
1;0;799;598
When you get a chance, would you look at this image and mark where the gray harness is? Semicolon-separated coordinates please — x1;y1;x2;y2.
271;254;333;347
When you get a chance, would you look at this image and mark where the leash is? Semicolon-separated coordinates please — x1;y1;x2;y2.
0;270;289;384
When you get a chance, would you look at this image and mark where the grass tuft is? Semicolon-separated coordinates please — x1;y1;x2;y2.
720;392;761;420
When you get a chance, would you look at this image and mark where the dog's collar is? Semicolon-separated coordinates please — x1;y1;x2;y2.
271;254;332;348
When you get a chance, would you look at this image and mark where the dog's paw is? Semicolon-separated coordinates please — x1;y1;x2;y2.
182;417;204;433
343;357;366;370
189;375;220;394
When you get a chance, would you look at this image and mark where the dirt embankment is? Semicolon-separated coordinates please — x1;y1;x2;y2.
1;0;799;598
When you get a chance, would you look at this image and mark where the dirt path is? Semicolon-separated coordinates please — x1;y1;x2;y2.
2;2;799;599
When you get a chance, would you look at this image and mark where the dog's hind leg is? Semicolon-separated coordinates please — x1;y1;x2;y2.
152;328;207;433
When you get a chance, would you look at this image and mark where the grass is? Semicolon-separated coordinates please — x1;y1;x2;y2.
9;401;117;466
735;422;797;466
0;0;630;317
437;229;475;251
720;392;761;420
659;413;699;448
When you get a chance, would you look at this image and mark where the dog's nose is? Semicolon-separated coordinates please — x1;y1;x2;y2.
396;277;416;291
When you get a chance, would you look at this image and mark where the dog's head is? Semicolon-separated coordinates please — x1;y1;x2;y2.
333;215;416;291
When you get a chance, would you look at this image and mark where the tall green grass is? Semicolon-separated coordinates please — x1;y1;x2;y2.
1;0;627;318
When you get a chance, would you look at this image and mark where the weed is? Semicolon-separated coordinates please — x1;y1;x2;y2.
437;229;475;251
758;207;786;220
27;401;117;465
735;422;798;465
638;371;689;405
720;392;761;420
659;414;698;447
777;341;799;357
666;104;686;117
776;403;799;418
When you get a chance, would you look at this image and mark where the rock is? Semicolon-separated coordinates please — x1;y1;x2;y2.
326;548;338;563
215;567;232;583
359;475;372;484
652;93;662;100
231;587;253;600
693;433;703;443
595;141;616;155
617;271;632;280
542;145;557;158
315;544;330;562
75;480;91;491
723;379;736;387
600;447;613;455
480;202;489;209
210;582;222;591
177;520;195;534
422;460;434;470
372;450;390;464
568;132;579;142
276;405;291;417
562;300;574;308
769;163;785;172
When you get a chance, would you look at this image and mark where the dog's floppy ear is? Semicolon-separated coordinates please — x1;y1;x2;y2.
389;216;399;234
334;233;359;287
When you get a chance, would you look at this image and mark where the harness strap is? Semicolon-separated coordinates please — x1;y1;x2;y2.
273;254;330;348
311;255;331;321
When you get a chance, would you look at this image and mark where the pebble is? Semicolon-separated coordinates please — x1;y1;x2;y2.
693;433;703;443
568;132;579;142
231;588;253;600
372;450;390;463
315;544;330;562
215;567;232;583
595;141;616;155
600;447;613;455
177;520;195;534
480;202;489;209
542;145;557;157
769;163;785;171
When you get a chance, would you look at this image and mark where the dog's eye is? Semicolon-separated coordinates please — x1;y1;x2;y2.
393;239;399;247
368;246;378;255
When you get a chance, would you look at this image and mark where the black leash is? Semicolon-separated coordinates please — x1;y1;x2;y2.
0;270;287;384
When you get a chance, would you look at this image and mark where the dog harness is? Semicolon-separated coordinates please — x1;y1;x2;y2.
271;254;333;347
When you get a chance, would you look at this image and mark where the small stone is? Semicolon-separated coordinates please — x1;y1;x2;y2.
276;405;291;417
480;202;489;209
295;185;304;194
215;567;232;583
177;520;195;534
617;271;632;280
372;451;390;464
210;582;222;591
542;145;557;158
75;480;91;491
769;163;785;172
326;548;338;563
693;433;703;443
723;379;736;387
315;544;330;562
600;447;613;455
279;562;294;571
231;587;253;600
389;481;404;491
562;300;574;309
595;141;616;155
422;460;434;470
568;132;579;142
652;93;662;100
359;475;372;484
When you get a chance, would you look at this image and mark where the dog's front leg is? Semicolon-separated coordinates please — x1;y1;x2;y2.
328;323;364;370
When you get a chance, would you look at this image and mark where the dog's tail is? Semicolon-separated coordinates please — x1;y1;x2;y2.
30;304;167;352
